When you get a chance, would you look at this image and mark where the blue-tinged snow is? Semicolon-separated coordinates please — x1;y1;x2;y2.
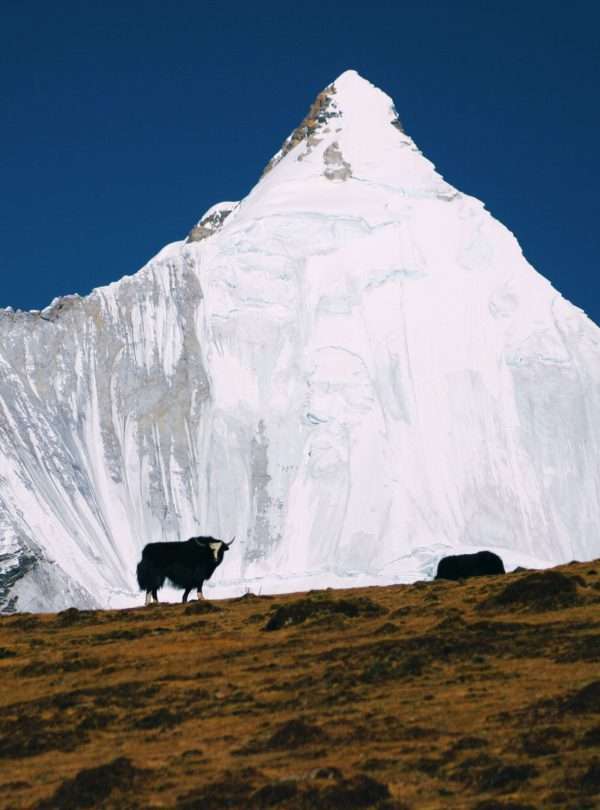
1;70;599;611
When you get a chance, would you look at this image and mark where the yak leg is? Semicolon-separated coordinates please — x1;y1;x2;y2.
196;583;204;601
145;591;152;606
151;588;159;603
182;589;191;603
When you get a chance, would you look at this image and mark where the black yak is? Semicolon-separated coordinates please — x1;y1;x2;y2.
136;536;234;604
435;550;505;581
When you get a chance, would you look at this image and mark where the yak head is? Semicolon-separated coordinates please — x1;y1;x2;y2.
194;535;235;564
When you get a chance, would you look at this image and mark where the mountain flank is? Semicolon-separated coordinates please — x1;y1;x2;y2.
1;560;599;809
3;70;600;611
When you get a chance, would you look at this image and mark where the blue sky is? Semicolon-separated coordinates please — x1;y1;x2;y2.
2;1;599;323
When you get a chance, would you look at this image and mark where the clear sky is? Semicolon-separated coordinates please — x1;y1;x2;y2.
2;1;599;324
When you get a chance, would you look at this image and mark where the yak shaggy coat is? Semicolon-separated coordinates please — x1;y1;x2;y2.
136;536;233;604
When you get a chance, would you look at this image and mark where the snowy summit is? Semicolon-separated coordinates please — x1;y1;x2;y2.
1;71;600;612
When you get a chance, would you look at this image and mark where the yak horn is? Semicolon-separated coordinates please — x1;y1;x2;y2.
228;535;236;546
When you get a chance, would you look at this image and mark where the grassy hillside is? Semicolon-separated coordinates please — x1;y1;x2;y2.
1;561;599;809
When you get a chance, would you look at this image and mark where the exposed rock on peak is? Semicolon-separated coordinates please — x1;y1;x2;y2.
322;141;352;181
187;201;238;242
262;83;341;176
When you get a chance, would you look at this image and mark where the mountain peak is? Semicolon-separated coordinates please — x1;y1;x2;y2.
262;71;404;177
331;69;404;134
332;69;391;105
330;68;372;92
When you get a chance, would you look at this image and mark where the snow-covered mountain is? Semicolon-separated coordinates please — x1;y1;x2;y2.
2;70;600;612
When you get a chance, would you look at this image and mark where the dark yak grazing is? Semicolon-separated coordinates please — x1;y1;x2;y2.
136;536;234;604
435;550;505;581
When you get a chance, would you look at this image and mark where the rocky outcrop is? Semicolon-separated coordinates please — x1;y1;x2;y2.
322;141;352;181
262;83;342;175
187;202;238;242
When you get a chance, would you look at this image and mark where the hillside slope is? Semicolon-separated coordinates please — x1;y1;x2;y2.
1;562;599;809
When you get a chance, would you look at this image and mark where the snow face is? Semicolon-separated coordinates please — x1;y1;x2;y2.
1;70;600;611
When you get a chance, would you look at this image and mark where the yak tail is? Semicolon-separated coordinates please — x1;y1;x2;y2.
136;558;165;592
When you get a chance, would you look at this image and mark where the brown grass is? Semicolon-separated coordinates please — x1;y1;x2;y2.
0;561;599;809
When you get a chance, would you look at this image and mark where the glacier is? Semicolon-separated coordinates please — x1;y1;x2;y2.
1;70;600;612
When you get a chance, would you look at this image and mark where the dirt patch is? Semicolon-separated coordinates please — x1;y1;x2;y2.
389;606;411;620
233;592;272;603
239;717;330;755
374;622;401;635
55;680;160;709
20;655;101;677
561;681;600;714
184;601;223;615
321;619;546;685
179;770;391;810
89;626;171;643
578;760;600;795
302;774;391;809
250;779;299;806
520;725;570;756
477;763;537;792
0;680;160;758
264;596;386;631
581;726;600;747
518;680;600;725
361;653;425;683
446;736;488;757
3;614;40;630
35;757;146;809
134;708;186;730
55;607;101;626
555;633;600;662
0;714;82;759
266;717;329;750
479;571;584;612
77;709;119;732
178;769;262;810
